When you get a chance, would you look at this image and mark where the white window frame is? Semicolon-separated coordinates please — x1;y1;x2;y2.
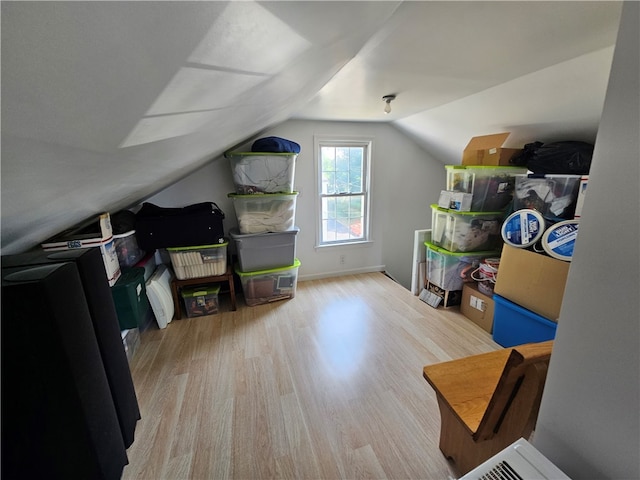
314;135;373;248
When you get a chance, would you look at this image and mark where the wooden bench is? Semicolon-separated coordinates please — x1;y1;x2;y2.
423;340;553;476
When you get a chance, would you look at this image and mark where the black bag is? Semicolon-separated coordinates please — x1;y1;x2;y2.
511;141;593;175
134;202;225;250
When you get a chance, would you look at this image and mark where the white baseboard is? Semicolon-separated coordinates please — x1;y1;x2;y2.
298;265;385;282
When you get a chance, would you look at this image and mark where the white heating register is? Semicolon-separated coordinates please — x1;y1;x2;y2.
459;438;571;480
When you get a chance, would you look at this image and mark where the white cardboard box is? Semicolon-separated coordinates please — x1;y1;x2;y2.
41;213;122;286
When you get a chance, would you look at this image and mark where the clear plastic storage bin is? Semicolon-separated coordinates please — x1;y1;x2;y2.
181;285;220;317
235;259;301;306
445;165;528;211
430;204;505;252
230;227;299;272
167;242;228;280
113;230;145;267
225;152;297;194
425;241;500;292
121;328;140;363
513;174;582;220
228;192;298;234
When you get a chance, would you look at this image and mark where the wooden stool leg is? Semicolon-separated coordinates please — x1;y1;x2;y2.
170;278;182;320
228;273;237;311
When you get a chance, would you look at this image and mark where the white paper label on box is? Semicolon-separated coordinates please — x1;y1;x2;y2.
469;294;486;312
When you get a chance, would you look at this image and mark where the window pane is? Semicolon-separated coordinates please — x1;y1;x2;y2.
350;149;363;193
322;197;336;220
322;171;335;194
336;147;349;173
321;147;336;170
335;171;349;193
349;217;363;239
350;148;363;193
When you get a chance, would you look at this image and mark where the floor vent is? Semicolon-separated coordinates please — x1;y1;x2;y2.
459;438;571;480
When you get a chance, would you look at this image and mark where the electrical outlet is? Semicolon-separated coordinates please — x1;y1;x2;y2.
340;254;346;265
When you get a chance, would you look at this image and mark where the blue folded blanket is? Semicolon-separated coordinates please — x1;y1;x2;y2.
251;136;301;153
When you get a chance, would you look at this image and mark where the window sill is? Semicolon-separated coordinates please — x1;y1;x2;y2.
314;240;374;250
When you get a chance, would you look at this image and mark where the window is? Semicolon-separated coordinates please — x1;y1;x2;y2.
316;137;372;246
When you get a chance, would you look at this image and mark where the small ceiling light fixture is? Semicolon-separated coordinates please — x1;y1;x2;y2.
382;94;396;114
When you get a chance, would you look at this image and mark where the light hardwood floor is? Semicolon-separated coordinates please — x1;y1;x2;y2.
121;272;500;480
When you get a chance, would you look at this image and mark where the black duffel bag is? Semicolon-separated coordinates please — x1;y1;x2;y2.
135;202;225;250
511;141;593;175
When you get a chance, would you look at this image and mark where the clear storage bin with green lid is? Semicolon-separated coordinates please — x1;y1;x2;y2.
228;192;298;234
225;151;297;194
445;165;528;211
167;242;228;279
430;204;505;253
181;284;220;317
513;173;582;220
425;241;500;292
235;259;301;306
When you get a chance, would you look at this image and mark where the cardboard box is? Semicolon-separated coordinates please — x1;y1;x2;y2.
41;213;121;286
494;245;570;321
462;132;522;166
461;283;494;333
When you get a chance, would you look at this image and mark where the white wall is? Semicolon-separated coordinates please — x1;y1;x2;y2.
145;120;445;289
533;3;639;479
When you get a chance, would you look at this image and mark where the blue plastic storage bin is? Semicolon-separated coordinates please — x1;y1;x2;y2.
492;294;557;347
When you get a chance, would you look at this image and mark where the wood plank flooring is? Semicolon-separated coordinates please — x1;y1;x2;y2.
121;272;500;480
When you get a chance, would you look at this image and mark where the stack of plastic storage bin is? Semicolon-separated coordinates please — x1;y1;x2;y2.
492;172;583;347
225;151;301;306
424;165;527;308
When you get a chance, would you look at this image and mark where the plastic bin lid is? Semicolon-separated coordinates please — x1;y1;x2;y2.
424;241;500;257
113;230;136;238
445;165;528;170
113;267;145;286
227;192;298;198
235;258;301;277
181;284;221;297
166;241;228;251
514;173;583;179
430;204;503;215
225;151;298;158
229;227;300;239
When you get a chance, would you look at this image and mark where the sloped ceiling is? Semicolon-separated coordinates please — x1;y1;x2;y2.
0;1;623;254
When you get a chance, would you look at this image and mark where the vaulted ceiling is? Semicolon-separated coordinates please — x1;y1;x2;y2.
1;1;623;253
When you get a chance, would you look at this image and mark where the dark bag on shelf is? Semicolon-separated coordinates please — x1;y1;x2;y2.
510;141;593;175
527;141;593;175
134;202;225;250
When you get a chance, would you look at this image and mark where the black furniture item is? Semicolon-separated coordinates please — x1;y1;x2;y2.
135;201;225;250
2;262;128;480
2;248;141;448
